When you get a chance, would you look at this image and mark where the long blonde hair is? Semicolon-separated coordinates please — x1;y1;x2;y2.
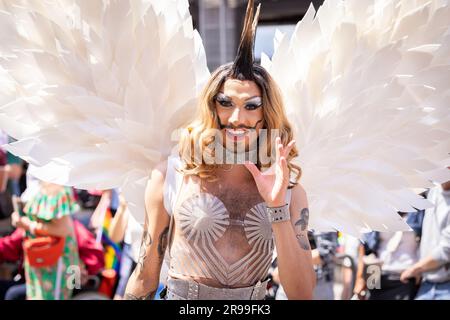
178;62;301;188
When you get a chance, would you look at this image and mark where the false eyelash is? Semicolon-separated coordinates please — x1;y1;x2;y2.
217;99;232;107
245;104;262;110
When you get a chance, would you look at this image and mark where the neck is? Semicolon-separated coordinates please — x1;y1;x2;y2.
216;164;254;184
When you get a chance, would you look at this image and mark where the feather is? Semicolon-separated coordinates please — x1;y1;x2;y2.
0;0;210;226
263;0;450;236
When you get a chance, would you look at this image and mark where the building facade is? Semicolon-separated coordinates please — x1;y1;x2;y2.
188;0;324;71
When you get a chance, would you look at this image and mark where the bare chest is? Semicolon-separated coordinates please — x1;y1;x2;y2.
175;176;264;219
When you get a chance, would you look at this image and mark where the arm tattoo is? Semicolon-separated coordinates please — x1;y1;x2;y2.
296;233;311;251
294;208;310;250
137;230;152;271
124;291;156;300
158;226;170;258
294;208;309;231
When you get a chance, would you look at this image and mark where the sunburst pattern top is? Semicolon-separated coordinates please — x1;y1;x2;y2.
163;155;291;288
169;192;279;287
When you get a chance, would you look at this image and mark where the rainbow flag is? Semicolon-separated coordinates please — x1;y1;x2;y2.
100;208;122;273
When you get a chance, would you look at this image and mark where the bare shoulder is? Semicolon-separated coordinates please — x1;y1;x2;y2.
153;160;168;181
147;160;168;187
145;160;168;204
142;160;172;225
290;183;308;207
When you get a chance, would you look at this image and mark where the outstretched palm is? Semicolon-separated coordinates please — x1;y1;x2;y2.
244;137;295;207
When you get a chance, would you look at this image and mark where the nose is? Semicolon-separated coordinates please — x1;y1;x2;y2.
228;107;241;126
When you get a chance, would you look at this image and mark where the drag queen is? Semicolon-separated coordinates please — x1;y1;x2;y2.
125;2;315;299
1;0;449;299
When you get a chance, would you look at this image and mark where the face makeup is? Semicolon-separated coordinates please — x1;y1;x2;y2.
215;92;262;111
218;118;263;142
215;92;263;142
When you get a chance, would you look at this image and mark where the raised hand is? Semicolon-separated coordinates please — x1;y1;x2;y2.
244;137;295;207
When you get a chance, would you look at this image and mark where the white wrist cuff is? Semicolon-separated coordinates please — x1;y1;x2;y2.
267;204;290;223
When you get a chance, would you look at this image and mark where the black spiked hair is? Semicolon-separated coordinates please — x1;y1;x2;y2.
231;0;261;81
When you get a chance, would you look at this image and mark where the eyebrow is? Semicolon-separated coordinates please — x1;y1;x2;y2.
217;92;262;102
246;97;262;103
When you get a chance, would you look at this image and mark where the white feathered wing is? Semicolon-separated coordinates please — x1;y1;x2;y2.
0;0;210;225
262;0;450;236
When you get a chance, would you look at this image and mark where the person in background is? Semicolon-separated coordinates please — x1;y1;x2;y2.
338;233;361;300
11;182;81;299
1;132;24;196
0;147;7;191
0;218;104;300
401;178;450;300
0;147;11;220
108;195;140;300
88;189;119;234
354;210;424;300
310;232;339;300
0;227;25;300
0;131;23;221
274;231;339;300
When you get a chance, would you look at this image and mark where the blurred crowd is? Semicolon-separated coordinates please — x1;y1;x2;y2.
269;179;450;300
1;129;449;300
0;130;150;300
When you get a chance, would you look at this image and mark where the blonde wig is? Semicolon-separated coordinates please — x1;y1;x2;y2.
177;0;301;187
